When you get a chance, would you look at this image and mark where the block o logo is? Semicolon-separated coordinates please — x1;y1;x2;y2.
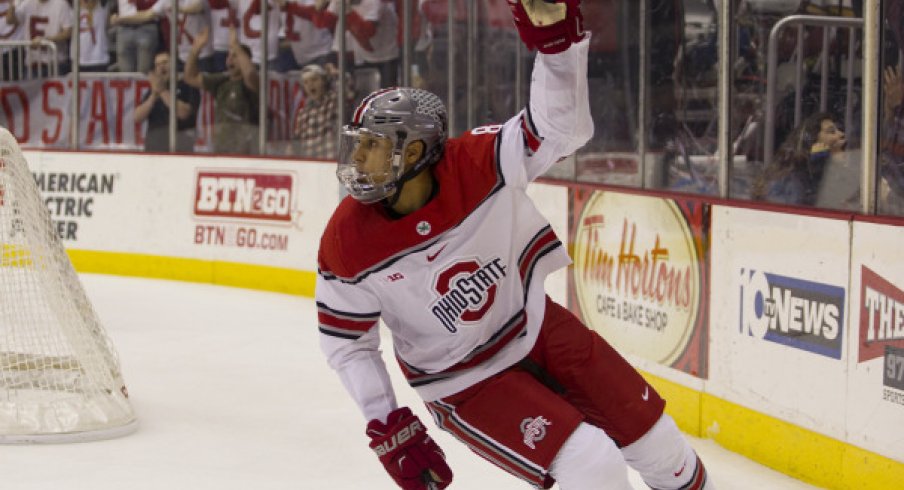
430;257;507;333
436;261;497;322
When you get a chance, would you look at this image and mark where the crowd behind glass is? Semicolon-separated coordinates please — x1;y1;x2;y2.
3;0;904;216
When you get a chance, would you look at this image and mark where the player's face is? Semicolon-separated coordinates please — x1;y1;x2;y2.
351;132;394;182
336;127;399;202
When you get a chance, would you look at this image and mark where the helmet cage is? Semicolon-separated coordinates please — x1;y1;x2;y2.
337;88;447;203
336;126;403;204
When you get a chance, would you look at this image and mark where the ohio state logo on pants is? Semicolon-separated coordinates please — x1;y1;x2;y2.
430;257;507;332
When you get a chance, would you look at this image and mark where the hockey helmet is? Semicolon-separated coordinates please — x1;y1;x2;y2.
337;87;447;203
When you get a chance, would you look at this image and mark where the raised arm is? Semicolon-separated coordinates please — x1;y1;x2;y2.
111;9;157;25
229;28;258;93
183;27;209;89
500;0;592;183
179;0;206;15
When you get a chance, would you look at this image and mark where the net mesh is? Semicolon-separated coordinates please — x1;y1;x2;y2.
0;127;136;443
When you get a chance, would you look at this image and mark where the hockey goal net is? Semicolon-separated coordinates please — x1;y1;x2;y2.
0;127;137;443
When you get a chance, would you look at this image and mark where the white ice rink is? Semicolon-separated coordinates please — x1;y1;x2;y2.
1;274;823;489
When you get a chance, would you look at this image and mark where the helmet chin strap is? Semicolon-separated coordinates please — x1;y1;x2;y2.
381;132;444;211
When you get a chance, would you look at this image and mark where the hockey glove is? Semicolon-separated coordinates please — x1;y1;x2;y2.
507;0;585;54
366;407;453;490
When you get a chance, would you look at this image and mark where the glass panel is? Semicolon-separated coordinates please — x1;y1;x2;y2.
651;0;719;195
418;0;464;136
732;0;862;210
288;0;402;159
471;0;521;128
879;0;904;216
577;0;640;186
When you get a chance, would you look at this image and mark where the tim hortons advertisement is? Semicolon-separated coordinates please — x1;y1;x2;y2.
0;74;304;150
848;221;904;461
569;189;709;378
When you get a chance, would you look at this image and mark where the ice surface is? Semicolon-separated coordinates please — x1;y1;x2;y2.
0;274;821;489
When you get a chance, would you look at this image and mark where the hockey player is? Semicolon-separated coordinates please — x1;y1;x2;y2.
315;1;714;489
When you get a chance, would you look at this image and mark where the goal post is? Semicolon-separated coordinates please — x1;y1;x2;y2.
0;127;137;443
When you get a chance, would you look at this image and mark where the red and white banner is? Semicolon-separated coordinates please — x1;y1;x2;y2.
0;73;304;151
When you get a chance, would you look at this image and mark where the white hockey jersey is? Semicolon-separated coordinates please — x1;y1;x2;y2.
284;0;332;66
72;3;110;66
13;0;73;64
229;0;280;63
316;37;593;422
152;0;213;62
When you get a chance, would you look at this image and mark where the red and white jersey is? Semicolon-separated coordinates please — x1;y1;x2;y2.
153;0;213;62
0;0;26;54
283;0;331;66
207;0;235;52
229;0;280;63
72;3;110;66
328;0;397;64
117;0;158;18
316;38;593;421
14;0;73;64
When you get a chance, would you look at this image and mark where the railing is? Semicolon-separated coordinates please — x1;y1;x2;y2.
764;15;863;168
0;40;58;80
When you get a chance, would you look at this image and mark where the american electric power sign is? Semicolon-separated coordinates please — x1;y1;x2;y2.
572;192;701;367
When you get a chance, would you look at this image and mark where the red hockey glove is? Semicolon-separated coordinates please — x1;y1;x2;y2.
366;407;453;490
507;0;585;54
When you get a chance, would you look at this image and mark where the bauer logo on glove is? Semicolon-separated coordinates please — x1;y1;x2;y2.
507;0;585;54
367;407;453;490
371;417;425;457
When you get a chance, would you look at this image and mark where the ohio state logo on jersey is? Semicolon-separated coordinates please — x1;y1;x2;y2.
430;257;507;332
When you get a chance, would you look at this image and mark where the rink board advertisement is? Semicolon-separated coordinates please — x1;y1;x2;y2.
847;220;904;462
709;205;850;439
568;189;710;378
23;150;340;275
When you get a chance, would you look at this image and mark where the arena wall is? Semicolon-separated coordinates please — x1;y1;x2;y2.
25;150;904;489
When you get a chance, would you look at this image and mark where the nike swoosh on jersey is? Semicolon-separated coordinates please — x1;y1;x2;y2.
427;244;448;262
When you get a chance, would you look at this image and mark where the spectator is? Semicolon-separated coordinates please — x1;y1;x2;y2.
229;0;281;69
184;27;260;154
284;0;333;69
479;0;519;122
134;50;201;152
113;0;214;71
880;64;904;213
5;0;74;76
293;63;337;158
391;0;430;88
419;0;466;130
314;0;399;93
73;0;111;72
207;0;235;71
111;0;159;73
751;111;846;206
0;0;26;81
